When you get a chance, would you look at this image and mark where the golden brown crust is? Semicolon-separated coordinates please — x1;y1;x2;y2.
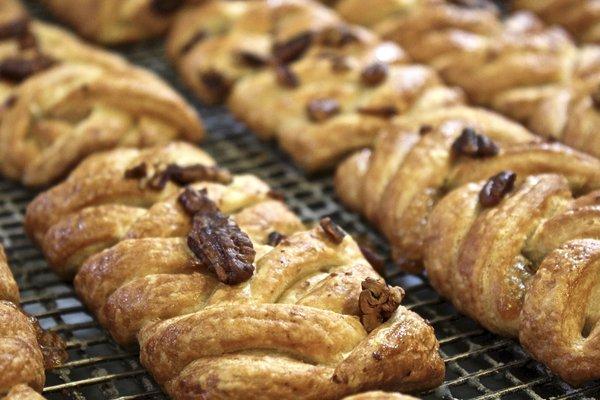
343;392;418;400
0;247;18;304
1;384;45;400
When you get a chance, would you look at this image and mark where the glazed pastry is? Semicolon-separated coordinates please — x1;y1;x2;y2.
333;0;600;159
513;0;600;44
39;0;197;44
169;0;463;170
0;246;66;397
334;105;600;384
25;142;445;398
343;393;418;400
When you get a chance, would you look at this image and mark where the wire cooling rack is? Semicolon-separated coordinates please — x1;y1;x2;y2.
1;1;598;399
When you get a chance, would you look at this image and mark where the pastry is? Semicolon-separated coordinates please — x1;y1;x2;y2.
169;0;463;170
334;105;600;384
39;0;197;44
0;246;67;398
25;142;445;398
332;0;600;159
513;0;600;44
343;393;418;400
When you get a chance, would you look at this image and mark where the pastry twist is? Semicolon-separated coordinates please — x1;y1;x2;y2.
334;105;600;385
25;142;445;398
39;0;198;44
168;0;463;170
513;0;600;44
333;0;600;159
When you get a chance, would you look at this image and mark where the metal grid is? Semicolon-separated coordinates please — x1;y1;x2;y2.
0;2;597;399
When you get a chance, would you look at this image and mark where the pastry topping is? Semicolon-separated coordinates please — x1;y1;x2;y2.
479;170;516;207
200;71;231;102
330;55;352;72
361;62;388;87
267;231;286;246
359;244;386;275
125;163;232;189
275;64;299;88
0;55;55;82
307;98;340;122
357;105;397;118
419;125;433;135
319;26;359;48
359;277;404;333
0;17;29;40
273;32;313;64
180;30;207;55
591;86;600;110
179;187;255;285
452;127;499;158
151;0;185;14
268;189;286;201
30;316;68;369
237;51;268;68
319;217;346;244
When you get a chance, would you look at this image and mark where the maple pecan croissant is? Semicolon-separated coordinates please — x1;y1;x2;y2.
333;0;600;159
168;0;463;170
335;105;600;385
0;7;204;186
25;142;445;398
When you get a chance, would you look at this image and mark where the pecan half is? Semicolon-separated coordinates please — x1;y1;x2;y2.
151;0;185;14
180;30;207;56
124;163;232;190
0;17;29;40
319;26;358;48
124;162;148;180
275;64;299;88
237;51;268;68
267;231;286;246
419;124;433;135
307;98;340;122
591;86;600;110
452;127;499;158
0;55;55;82
179;187;255;285
479;170;516;207
357;105;397;118
359;244;386;276
200;71;231;103
320;217;346;244
361;62;388;87
273;32;313;64
359;277;404;333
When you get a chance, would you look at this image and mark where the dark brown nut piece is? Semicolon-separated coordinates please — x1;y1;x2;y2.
180;30;207;56
272;32;313;64
267;231;285;246
0;55;55;82
452;127;499;158
0;17;29;40
479;170;517;207
267;189;286;202
356;105;397;118
361;62;388;87
419;124;433;135
275;64;299;88
125;163;233;190
307;98;340;122
236;51;268;68
179;187;256;285
359;244;386;276
359;277;404;333
29;315;68;369
591;86;600;110
319;217;346;244
200;71;231;103
318;26;358;48
124;162;148;180
151;0;185;14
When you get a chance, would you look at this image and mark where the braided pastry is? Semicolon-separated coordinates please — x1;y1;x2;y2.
2;385;45;400
39;0;198;44
333;0;600;159
169;0;463;170
343;393;418;400
513;0;600;44
25;142;445;398
334;106;600;384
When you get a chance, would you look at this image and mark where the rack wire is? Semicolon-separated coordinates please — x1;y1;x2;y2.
1;1;598;399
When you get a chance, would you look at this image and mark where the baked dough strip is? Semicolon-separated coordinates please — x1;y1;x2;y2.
25;142;445;399
334;104;600;386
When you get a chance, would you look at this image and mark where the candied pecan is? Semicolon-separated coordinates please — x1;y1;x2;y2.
591;86;600;110
359;244;386;276
307;98;340;122
0;55;55;82
30;316;68;369
319;217;346;244
275;64;299;88
479;170;517;207
361;62;388;87
419;124;433;135
179;187;256;285
319;26;358;48
180;30;207;55
200;71;231;103
125;163;232;190
359;277;404;333
267;231;286;246
357;105;397;118
452;127;499;158
273;32;313;64
0;17;29;40
124;162;148;180
151;0;185;14
237;51;268;68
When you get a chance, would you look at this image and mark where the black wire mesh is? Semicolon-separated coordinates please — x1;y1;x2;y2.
0;1;597;399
